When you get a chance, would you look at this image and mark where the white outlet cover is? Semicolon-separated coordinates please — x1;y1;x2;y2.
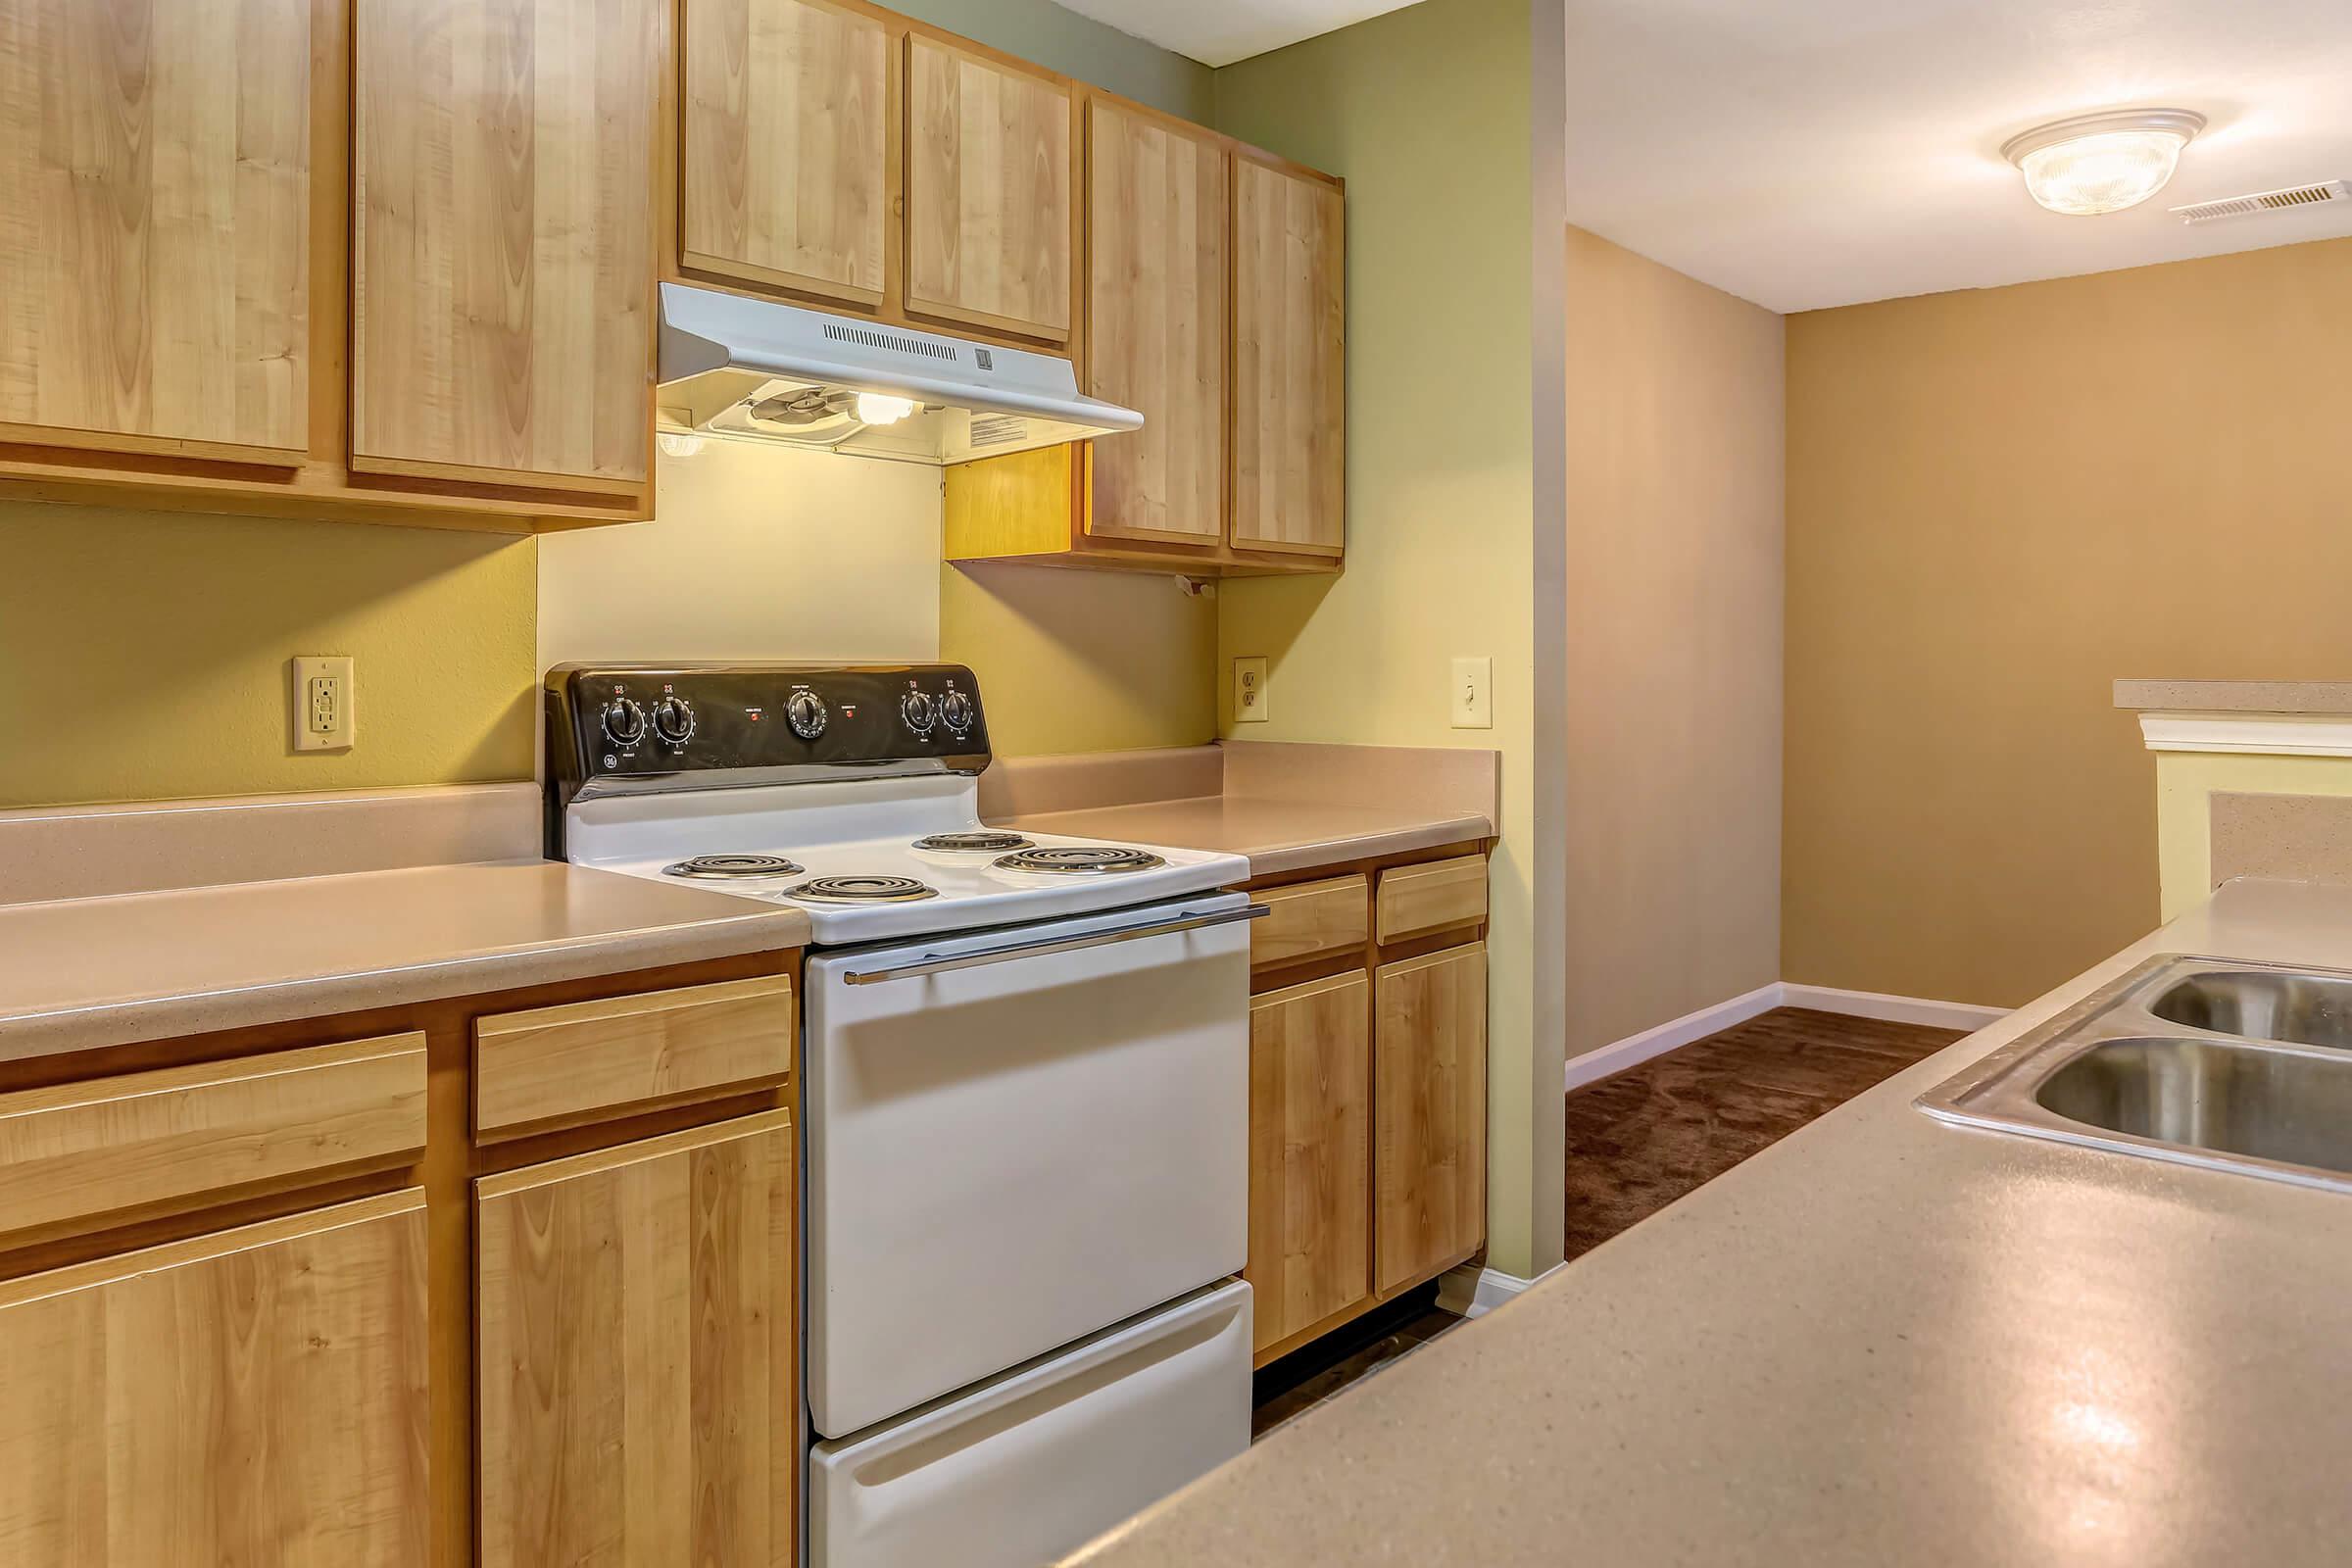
293;656;356;753
1233;657;1270;724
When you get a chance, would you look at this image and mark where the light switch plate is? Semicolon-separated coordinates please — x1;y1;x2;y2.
1233;656;1270;724
1450;656;1493;729
293;656;355;752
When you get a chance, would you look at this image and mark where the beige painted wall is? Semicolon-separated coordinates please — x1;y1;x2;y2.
0;504;536;808
1215;0;1567;1280
1785;236;2352;1008
1564;229;1784;1055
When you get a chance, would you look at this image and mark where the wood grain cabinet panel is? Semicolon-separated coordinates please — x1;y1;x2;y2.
0;0;312;465
1246;971;1370;1354
683;0;891;306
0;1032;424;1241
1231;155;1345;557
473;972;795;1141
352;0;661;492
1085;99;1226;543
0;1192;429;1566
904;35;1073;342
1375;855;1488;944
1250;874;1369;973
477;1111;796;1568
1374;944;1487;1294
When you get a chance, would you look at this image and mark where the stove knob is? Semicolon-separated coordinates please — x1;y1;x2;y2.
601;698;647;749
651;696;696;748
939;689;975;735
901;690;937;736
787;689;828;740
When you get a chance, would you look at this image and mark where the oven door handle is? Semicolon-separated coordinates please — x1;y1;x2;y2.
840;903;1269;986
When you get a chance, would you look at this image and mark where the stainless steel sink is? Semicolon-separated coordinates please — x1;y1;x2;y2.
1920;956;2352;1194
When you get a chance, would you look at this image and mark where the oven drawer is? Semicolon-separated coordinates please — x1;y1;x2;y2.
1250;874;1368;972
1375;854;1488;943
810;1281;1250;1568
473;973;794;1140
805;894;1250;1439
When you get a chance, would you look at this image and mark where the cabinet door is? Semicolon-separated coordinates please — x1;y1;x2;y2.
0;1192;428;1565
0;0;312;466
1246;971;1371;1354
904;35;1073;343
477;1110;796;1568
1374;944;1486;1294
1084;99;1226;545
353;0;660;492
1231;155;1345;557
683;0;890;307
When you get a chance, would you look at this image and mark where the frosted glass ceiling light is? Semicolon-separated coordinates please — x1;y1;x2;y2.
2002;110;2205;216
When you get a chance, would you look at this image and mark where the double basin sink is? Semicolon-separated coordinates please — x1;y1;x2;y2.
1920;956;2352;1194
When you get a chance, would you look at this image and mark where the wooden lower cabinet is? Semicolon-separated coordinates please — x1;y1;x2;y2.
0;1191;430;1566
1374;944;1489;1294
1245;971;1371;1353
476;1109;798;1568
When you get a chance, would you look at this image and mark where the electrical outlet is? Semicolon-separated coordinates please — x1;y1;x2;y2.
1233;657;1270;724
1450;656;1493;729
293;656;355;752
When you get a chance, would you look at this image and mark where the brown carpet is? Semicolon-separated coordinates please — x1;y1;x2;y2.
1563;1006;1964;1261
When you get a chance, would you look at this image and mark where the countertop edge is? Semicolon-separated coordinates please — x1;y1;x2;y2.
1236;815;1495;878
2114;677;2352;715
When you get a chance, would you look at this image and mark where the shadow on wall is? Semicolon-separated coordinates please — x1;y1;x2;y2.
1209;573;1339;731
937;562;1220;757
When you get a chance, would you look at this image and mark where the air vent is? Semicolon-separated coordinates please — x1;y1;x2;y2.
968;416;1028;449
2171;179;2348;224
820;321;959;362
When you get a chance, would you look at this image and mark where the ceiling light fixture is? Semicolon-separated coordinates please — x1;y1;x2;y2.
2001;109;2206;217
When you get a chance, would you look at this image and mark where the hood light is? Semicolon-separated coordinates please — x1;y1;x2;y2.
2002;109;2206;216
855;392;918;426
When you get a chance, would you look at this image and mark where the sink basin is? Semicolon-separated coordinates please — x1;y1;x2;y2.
2034;1036;2352;1177
2148;968;2352;1051
1920;956;2352;1195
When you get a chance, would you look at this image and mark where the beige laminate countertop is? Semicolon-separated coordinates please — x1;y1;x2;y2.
1068;876;2352;1567
991;797;1493;879
0;860;810;1060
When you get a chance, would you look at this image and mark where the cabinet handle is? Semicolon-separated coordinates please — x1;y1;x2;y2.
841;904;1269;986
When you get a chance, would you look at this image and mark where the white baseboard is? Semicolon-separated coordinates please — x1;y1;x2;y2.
1776;983;2007;1033
1564;982;2008;1095
1562;982;1782;1094
1438;1262;1562;1319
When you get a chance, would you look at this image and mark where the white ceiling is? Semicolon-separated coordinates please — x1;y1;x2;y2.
1050;0;1423;68
1565;0;2352;312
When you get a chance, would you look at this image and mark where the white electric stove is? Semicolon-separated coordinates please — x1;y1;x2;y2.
546;663;1258;1568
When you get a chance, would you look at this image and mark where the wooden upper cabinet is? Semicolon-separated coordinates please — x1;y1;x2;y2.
904;36;1073;343
477;1111;796;1568
1232;154;1346;558
352;0;661;493
0;1192;429;1566
0;0;313;466
1085;99;1226;545
683;0;891;307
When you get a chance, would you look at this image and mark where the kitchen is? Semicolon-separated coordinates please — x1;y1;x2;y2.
1;0;2349;1564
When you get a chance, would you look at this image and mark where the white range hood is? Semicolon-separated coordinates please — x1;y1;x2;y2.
657;282;1141;466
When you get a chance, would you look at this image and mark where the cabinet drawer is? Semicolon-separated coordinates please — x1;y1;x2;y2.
1251;874;1369;972
1375;856;1488;944
474;973;796;1141
0;1034;426;1240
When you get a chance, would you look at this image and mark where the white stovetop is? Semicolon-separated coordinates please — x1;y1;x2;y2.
564;774;1250;946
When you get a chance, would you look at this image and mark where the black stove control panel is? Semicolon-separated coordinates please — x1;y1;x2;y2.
545;663;994;820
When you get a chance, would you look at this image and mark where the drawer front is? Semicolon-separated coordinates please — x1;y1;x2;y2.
1250;874;1369;972
1375;856;1488;944
0;1034;426;1239
474;973;796;1140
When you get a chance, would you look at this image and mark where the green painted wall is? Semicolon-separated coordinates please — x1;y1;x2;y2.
0;505;537;808
1213;0;1561;1281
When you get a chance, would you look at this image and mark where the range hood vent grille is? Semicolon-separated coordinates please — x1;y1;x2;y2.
2172;179;2348;224
821;320;964;363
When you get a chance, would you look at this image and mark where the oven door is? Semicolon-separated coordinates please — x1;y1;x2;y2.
805;892;1255;1440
